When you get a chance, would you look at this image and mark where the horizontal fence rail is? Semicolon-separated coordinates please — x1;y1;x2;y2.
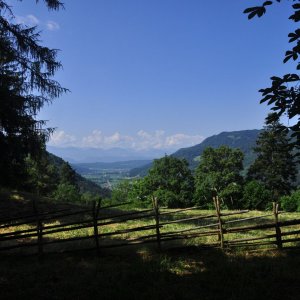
1;198;300;257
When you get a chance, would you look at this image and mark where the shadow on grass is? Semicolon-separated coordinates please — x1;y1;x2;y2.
1;245;300;300
1;196;300;299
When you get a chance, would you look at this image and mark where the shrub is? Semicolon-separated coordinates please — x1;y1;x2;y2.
242;180;272;210
280;195;297;212
52;183;81;203
280;190;300;212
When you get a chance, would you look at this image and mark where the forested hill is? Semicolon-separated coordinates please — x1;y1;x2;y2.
129;129;262;177
173;129;261;167
47;153;107;196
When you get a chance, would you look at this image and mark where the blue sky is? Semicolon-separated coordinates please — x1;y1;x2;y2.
10;1;296;151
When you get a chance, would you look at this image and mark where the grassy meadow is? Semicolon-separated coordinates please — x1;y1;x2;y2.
1;190;300;299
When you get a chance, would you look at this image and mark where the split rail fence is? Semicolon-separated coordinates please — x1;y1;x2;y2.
1;196;300;256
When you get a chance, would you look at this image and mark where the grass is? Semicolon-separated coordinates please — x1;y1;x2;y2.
1;195;300;253
1;190;300;299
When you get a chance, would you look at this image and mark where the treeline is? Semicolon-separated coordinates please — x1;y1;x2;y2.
112;118;300;211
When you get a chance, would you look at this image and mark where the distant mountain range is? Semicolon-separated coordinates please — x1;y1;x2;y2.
47;146;168;163
129;129;262;177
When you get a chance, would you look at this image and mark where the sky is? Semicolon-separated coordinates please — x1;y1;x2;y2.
8;0;297;152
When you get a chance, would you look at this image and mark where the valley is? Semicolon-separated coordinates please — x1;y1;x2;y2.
71;160;152;189
70;129;261;189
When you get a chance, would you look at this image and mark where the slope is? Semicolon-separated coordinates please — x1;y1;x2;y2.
47;153;107;196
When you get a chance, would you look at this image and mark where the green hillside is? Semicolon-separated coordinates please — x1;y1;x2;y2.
47;153;107;196
129;129;262;177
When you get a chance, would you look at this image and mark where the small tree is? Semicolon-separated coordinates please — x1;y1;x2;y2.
25;153;59;196
52;183;81;203
111;180;132;203
194;146;244;209
142;155;194;208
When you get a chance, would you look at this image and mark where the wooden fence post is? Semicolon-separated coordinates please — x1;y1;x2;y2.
273;202;283;249
213;196;224;249
33;198;43;259
93;198;101;256
152;196;161;252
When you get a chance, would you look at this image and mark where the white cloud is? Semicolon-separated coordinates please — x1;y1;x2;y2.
105;132;133;145
82;131;133;148
134;130;203;150
82;130;103;146
48;129;204;150
15;15;60;31
46;21;60;31
49;130;77;147
15;14;40;26
105;132;122;144
137;130;152;139
165;133;204;147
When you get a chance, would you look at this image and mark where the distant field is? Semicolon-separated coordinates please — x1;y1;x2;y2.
82;170;130;189
72;160;151;188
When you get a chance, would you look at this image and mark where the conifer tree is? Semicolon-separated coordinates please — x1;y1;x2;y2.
247;117;297;200
0;0;66;187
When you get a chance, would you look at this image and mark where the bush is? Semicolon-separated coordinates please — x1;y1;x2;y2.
52;183;81;203
153;189;181;208
242;180;272;210
280;196;297;212
81;192;100;205
280;190;300;212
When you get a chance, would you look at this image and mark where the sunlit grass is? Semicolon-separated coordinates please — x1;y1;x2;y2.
2;207;300;253
1;193;300;299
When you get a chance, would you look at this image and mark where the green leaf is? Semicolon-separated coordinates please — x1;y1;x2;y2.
288;33;298;43
257;7;266;17
293;52;298;60
292;3;300;9
270;76;282;81
263;1;273;6
283;54;293;63
243;7;257;13
267;98;277;105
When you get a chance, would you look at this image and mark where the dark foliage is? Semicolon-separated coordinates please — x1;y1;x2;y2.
0;0;67;187
247;118;297;200
244;1;300;147
194;146;244;209
144;155;195;208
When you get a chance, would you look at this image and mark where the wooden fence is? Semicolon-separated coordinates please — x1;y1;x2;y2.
1;196;300;256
